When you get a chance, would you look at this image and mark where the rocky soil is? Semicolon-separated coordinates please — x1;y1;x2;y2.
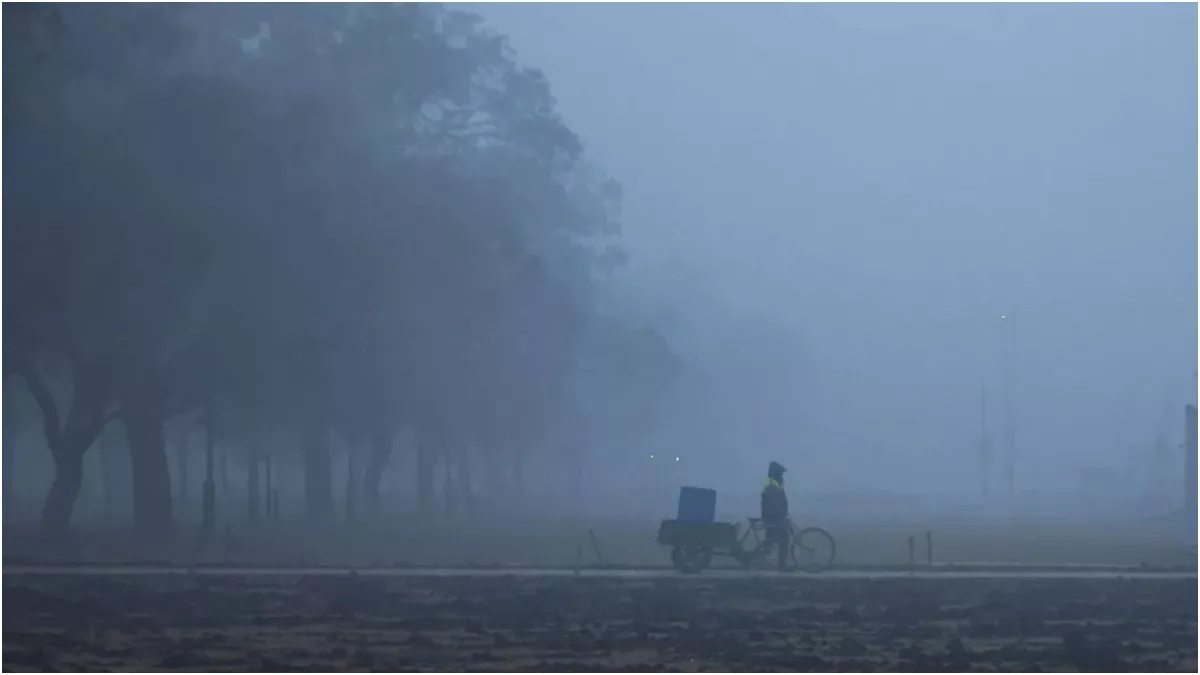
4;574;1196;671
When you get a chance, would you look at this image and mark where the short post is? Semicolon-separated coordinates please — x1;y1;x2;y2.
925;530;934;566
907;535;915;568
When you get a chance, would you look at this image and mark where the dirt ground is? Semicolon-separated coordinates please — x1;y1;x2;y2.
3;573;1195;672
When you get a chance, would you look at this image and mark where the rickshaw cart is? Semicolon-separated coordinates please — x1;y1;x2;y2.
656;517;836;574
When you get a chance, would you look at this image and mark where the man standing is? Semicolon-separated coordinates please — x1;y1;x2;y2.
761;461;791;571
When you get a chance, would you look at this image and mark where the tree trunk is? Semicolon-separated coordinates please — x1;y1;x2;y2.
4;423;16;514
480;442;498;504
176;437;190;510
247;440;261;525
416;434;435;515
456;441;473;514
99;428;124;522
40;437;87;535
442;449;456;517
18;360;114;535
264;454;273;520
124;387;173;538
363;428;394;515
303;425;333;520
512;444;525;503
344;446;357;522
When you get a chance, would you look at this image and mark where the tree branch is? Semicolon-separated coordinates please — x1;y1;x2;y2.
101;408;124;427
11;365;62;447
72;405;124;452
163;389;203;421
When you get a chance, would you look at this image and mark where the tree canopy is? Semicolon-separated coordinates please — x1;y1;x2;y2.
3;4;679;535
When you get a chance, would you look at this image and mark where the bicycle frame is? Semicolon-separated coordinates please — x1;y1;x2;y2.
733;518;794;565
738;520;766;551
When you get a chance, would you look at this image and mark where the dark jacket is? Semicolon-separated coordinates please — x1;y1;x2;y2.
761;477;788;524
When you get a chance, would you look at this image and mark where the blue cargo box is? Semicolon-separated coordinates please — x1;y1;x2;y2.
677;486;717;523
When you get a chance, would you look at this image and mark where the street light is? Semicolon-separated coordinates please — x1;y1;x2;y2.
1000;313;1016;498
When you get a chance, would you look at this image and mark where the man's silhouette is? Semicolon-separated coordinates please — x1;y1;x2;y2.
760;461;791;571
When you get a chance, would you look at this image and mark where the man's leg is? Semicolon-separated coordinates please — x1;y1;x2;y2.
758;524;777;558
775;526;790;571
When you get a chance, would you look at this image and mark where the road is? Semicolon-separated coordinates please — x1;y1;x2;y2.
4;565;1195;580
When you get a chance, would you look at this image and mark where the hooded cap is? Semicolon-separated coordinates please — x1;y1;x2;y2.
768;461;787;478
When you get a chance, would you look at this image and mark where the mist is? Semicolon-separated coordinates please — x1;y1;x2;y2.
476;2;1199;511
5;7;1197;672
3;3;1197;548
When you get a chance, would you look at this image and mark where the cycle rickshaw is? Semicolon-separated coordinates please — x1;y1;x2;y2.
656;516;836;574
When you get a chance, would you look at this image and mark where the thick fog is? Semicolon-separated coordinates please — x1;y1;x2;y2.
4;4;1196;536
475;3;1198;510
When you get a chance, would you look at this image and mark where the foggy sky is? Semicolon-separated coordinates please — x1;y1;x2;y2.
473;3;1198;496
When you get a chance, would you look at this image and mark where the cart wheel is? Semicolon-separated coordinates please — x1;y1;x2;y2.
671;546;713;574
791;527;836;573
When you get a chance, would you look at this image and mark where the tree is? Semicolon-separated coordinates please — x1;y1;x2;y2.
180;4;624;515
4;4;329;534
5;3;667;538
2;4;167;532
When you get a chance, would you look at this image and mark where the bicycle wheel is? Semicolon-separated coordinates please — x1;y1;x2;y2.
791;527;836;573
671;546;713;574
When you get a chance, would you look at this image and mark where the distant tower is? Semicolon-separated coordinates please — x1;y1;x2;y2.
979;386;992;499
